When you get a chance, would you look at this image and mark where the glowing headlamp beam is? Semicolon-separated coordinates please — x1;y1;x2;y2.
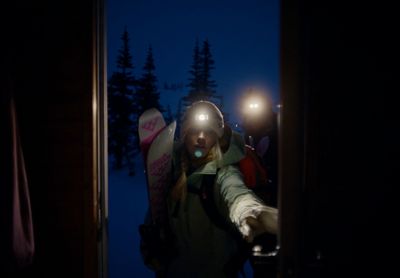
249;103;260;109
196;113;209;121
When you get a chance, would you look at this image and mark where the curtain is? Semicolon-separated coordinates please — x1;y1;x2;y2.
1;91;35;271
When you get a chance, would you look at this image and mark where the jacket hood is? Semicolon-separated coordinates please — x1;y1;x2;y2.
218;128;246;167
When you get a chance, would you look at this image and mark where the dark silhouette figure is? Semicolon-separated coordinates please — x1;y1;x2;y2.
240;89;278;208
239;89;279;277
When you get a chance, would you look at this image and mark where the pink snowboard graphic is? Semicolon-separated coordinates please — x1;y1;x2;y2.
138;108;166;161
146;121;176;226
138;108;176;226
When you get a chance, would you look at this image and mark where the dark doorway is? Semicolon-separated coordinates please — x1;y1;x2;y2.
106;1;280;277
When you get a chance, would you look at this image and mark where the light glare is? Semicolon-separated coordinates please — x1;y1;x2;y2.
249;103;260;109
197;113;208;121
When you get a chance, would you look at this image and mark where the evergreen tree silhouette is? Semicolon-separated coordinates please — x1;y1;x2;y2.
184;38;202;105
133;45;164;150
108;26;136;174
184;39;221;108
200;39;217;100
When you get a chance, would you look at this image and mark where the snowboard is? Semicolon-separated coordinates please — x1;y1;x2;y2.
138;108;176;226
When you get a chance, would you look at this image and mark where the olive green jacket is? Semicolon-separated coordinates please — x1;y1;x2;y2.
166;131;256;278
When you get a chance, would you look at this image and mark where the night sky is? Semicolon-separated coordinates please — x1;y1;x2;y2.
107;0;280;125
107;1;280;277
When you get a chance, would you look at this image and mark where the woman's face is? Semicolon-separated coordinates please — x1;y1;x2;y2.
185;128;217;160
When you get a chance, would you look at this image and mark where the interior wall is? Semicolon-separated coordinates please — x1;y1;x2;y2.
280;1;396;277
2;1;103;277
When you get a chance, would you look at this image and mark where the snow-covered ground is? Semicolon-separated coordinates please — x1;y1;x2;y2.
108;158;253;277
108;159;154;277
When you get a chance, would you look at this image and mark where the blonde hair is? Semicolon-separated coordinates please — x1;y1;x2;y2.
170;139;223;201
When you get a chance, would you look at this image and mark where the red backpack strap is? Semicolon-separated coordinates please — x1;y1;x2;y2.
239;145;268;188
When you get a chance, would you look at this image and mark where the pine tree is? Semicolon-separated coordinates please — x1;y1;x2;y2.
200;39;217;100
108;26;136;173
184;38;203;106
184;39;219;107
135;46;163;111
133;45;164;149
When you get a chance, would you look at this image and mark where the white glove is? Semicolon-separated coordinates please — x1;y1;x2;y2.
230;194;278;243
240;209;278;243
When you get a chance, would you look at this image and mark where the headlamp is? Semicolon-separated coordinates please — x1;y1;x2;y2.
249;102;260;109
196;113;209;122
181;101;225;139
244;98;263;115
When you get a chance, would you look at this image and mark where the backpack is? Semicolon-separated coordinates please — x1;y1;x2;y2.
195;144;277;277
238;144;268;189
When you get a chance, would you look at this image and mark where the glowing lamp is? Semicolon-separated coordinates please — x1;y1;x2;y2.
197;113;209;121
249;102;260;109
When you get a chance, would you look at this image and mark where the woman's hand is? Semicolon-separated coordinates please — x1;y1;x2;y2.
241;208;278;243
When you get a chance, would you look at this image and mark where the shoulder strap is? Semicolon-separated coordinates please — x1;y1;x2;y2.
199;172;250;278
189;173;240;236
199;173;231;231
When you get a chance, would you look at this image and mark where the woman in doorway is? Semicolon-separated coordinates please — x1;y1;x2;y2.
142;100;278;278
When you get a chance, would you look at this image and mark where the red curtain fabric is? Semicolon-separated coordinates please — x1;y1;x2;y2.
1;96;35;271
10;98;35;267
